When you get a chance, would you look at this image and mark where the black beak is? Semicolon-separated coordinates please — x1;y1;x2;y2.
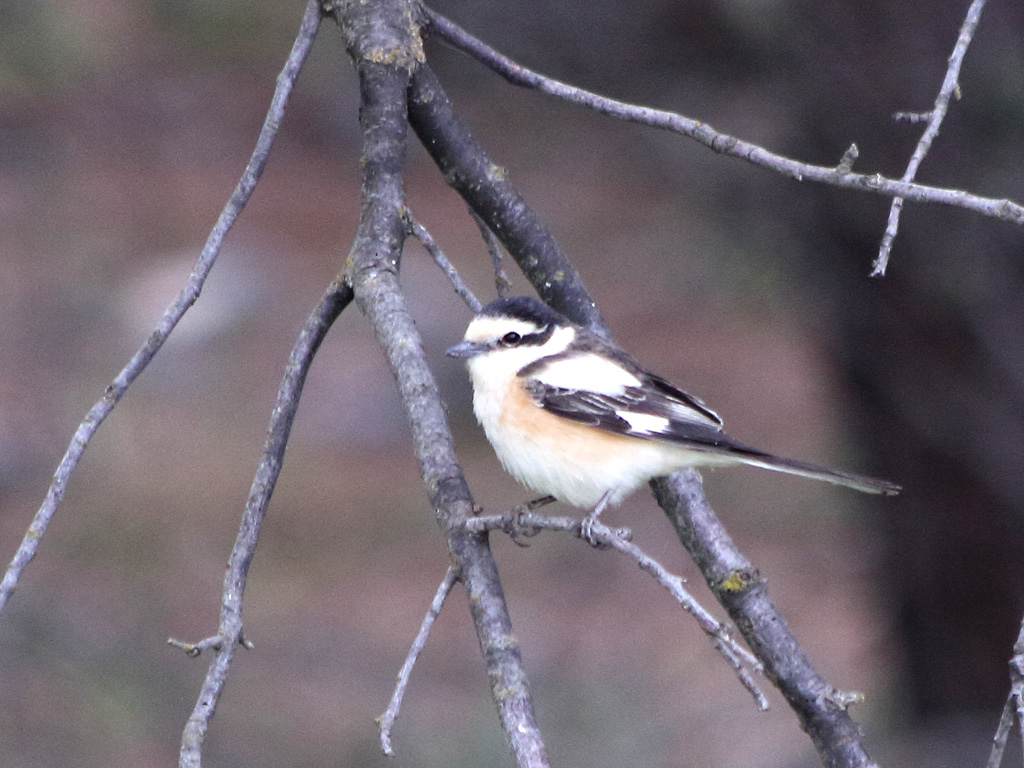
445;340;488;358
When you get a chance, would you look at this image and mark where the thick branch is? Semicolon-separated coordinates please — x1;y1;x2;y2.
335;4;548;762
407;63;606;333
352;266;548;768
653;471;875;768
425;8;1024;228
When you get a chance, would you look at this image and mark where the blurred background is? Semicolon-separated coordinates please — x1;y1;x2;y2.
1;0;1023;766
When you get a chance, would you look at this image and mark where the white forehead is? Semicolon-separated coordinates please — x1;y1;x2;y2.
464;314;544;343
462;321;577;382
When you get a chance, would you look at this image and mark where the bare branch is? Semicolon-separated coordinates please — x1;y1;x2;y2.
405;208;482;311
378;565;459;755
653;470;876;768
466;509;769;709
837;144;860;175
469;208;513;298
988;695;1016;768
176;278;353;767
407;63;608;334
336;2;549;763
987;613;1024;768
892;111;932;124
424;7;1023;230
403;28;876;757
408;35;878;761
0;0;323;618
873;0;990;276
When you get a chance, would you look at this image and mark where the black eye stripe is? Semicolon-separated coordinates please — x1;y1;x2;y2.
506;325;553;347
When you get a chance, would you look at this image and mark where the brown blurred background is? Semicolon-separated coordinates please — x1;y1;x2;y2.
1;1;1023;766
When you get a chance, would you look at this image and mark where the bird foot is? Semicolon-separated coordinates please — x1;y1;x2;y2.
501;502;549;547
579;515;632;548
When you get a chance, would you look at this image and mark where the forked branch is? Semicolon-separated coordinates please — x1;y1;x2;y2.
465;509;769;709
333;1;549;763
874;0;990;275
424;7;1023;232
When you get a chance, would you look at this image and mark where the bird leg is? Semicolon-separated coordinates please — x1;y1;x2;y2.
580;490;615;548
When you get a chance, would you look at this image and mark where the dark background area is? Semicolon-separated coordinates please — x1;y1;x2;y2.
1;1;1022;766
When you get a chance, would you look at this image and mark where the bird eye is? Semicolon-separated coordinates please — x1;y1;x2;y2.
499;331;522;346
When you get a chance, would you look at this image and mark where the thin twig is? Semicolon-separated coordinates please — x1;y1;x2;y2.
424;7;1023;230
0;0;324;618
988;695;1016;768
837;144;860;175
465;510;768;709
175;278;353;768
378;565;459;755
469;208;513;297
405;208;482;311
873;0;989;276
892;111;932;124
986;613;1024;768
166;6;329;766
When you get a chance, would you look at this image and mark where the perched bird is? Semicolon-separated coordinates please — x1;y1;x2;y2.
446;296;899;525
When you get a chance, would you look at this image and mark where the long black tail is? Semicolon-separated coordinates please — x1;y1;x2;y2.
730;446;901;495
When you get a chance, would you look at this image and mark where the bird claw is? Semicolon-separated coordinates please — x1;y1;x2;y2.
580;515;609;548
503;505;544;546
578;491;630;548
578;516;631;548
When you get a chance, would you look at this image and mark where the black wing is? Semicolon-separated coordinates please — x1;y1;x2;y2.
523;371;730;447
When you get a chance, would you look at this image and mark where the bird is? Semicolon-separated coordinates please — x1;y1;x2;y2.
446;296;900;530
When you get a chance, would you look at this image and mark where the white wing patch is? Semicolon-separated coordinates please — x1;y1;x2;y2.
534;353;642;395
616;410;672;435
661;398;721;427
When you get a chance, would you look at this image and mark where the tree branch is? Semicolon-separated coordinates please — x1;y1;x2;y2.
873;0;989;276
333;2;549;764
986;611;1024;768
174;277;352;767
407;63;607;333
653;470;875;768
0;0;324;618
465;509;769;709
378;565;459;755
408;30;878;763
405;208;482;311
424;7;1024;230
470;208;514;298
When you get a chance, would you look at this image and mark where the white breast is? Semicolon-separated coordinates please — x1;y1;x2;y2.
465;353;725;509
